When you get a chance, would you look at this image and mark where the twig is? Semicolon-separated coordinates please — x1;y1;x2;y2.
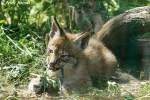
136;93;150;100
5;34;25;53
1;27;32;56
121;87;135;97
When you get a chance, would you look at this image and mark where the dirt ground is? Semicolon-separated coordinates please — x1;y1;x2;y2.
0;73;150;100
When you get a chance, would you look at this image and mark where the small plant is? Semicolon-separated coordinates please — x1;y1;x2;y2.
124;94;135;100
3;64;29;84
137;32;150;39
107;81;121;97
138;82;150;97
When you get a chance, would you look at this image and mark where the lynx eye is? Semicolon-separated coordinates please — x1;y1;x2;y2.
48;48;53;53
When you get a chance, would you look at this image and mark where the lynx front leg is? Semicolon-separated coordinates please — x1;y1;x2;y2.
60;75;92;95
62;67;92;94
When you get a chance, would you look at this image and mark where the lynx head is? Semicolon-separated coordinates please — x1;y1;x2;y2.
46;16;86;71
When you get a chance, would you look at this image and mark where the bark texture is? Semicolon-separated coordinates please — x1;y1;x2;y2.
96;6;150;65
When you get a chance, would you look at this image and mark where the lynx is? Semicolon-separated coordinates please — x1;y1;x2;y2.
46;17;117;94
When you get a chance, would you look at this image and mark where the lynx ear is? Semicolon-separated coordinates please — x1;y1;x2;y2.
49;16;65;37
73;32;90;42
73;32;90;49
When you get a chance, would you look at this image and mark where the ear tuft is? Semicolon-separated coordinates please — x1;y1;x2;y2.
49;16;65;37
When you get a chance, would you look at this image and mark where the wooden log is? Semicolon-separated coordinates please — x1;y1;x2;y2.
96;6;150;63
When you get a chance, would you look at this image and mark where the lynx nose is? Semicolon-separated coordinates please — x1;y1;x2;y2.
49;62;55;68
48;62;60;71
